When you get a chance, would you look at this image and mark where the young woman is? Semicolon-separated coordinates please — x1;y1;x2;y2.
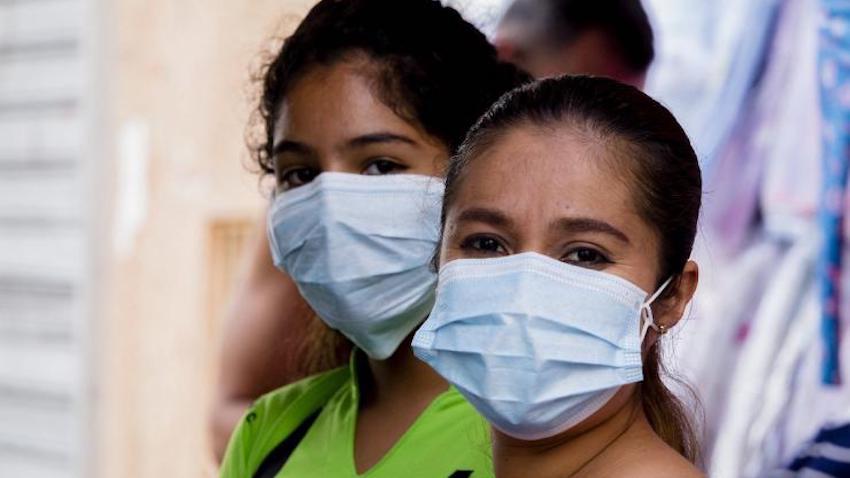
413;76;704;477
219;0;528;476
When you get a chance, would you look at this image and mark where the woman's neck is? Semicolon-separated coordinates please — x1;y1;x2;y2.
359;331;448;408
493;391;647;478
352;331;451;473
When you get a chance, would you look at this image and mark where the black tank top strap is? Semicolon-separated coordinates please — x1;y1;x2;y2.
252;408;323;478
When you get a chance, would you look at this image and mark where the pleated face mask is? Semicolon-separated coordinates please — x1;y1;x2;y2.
412;251;670;440
268;172;444;359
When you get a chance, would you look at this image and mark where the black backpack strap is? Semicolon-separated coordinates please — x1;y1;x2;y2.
253;408;323;478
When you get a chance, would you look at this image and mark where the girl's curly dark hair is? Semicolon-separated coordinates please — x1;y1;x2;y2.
252;0;530;175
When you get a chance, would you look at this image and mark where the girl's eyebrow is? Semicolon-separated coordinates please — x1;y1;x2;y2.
272;139;312;156
345;132;419;149
272;131;418;158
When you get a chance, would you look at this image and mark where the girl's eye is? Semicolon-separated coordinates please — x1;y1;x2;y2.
563;247;609;267
460;235;507;256
279;167;319;191
363;158;406;175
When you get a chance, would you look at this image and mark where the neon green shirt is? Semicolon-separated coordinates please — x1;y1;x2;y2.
220;352;493;477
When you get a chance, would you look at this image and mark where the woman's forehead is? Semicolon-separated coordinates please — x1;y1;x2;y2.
451;126;641;223
463;126;620;188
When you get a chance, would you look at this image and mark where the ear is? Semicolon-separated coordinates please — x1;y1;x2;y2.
655;260;699;332
642;260;698;352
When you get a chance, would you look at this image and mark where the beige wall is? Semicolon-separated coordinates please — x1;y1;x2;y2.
96;1;317;476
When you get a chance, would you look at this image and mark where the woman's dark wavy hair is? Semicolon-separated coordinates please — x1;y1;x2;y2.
252;0;530;174
443;75;703;463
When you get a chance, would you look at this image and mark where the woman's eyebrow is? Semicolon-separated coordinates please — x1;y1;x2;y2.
552;217;631;244
455;207;513;228
346;132;418;149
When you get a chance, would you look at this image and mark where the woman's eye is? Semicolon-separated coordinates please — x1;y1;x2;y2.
460;235;507;256
278;167;319;191
363;158;406;175
564;248;609;267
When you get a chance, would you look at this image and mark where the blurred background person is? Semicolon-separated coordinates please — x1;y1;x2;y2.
492;0;654;87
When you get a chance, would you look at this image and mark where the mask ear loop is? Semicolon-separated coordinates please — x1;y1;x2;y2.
639;276;674;342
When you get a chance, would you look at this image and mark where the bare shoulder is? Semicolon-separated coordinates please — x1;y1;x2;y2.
581;427;705;478
619;449;704;478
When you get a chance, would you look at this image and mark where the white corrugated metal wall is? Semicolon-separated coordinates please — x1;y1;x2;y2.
0;0;95;476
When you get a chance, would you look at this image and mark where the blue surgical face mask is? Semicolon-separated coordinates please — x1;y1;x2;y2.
412;252;671;440
268;172;444;360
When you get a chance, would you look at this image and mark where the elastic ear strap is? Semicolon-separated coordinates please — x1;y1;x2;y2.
640;307;656;342
646;276;674;305
640;276;674;342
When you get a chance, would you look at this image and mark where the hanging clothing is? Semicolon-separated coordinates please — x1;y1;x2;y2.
644;0;782;179
663;0;850;475
762;423;850;477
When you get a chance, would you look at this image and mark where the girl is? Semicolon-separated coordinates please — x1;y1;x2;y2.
220;0;527;476
414;76;704;477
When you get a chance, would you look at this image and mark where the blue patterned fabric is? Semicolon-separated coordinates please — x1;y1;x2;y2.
787;423;850;476
818;0;850;386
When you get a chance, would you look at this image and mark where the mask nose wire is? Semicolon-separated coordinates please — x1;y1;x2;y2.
639;276;674;341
